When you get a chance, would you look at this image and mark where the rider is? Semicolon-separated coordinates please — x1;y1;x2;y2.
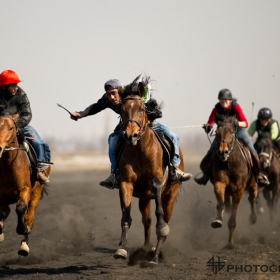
248;107;280;155
194;88;269;186
0;69;51;183
70;78;192;189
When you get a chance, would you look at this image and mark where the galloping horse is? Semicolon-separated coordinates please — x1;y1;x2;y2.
113;77;184;265
204;115;258;248
0;114;51;256
254;131;280;226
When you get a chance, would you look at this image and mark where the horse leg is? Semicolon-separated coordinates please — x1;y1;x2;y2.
225;194;231;214
262;188;272;223
148;181;181;265
149;178;169;265
247;183;258;225
114;183;133;260
270;186;280;227
25;183;44;230
139;198;153;251
211;182;226;228
16;187;31;235
0;206;11;242
18;234;29;256
226;190;244;249
256;188;265;214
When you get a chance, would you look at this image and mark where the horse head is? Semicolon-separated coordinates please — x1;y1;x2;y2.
0;114;19;158
254;131;273;169
120;75;150;146
215;115;237;162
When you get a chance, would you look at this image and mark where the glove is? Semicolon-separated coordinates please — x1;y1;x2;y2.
202;123;212;134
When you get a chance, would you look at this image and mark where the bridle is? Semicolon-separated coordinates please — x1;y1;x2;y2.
216;124;237;161
258;150;273;169
121;96;147;140
2;117;25;152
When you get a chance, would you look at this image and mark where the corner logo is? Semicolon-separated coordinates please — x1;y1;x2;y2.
207;256;226;274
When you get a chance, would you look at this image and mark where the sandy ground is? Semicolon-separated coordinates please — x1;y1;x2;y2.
1;159;280;280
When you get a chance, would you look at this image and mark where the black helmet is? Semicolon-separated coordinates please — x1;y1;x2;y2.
258;108;272;119
218;89;232;100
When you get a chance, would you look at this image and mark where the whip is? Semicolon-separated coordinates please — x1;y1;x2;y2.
57;103;78;121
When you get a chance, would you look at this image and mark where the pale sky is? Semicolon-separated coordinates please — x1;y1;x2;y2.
1;1;280;151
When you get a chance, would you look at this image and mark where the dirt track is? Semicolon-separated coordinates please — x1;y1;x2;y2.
1;162;280;280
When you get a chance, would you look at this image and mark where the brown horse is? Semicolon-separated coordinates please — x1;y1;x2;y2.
0;114;51;256
254;131;280;226
202;115;258;248
113;77;184;265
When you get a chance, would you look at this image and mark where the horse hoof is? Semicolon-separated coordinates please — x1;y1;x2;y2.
113;249;127;260
140;261;157;268
211;220;223;228
223;242;234;250
18;241;29;257
258;207;265;214
0;233;4;242
249;214;257;224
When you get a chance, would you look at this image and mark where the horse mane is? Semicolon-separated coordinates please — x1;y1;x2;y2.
121;74;151;99
121;74;164;117
215;114;236;125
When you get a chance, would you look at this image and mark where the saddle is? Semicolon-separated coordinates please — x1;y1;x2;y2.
115;128;175;169
17;130;48;180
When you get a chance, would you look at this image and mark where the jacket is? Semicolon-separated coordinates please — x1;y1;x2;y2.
0;87;32;128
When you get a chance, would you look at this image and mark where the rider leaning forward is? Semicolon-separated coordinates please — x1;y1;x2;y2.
248;107;280;156
0;70;51;183
194;88;270;187
70;78;192;189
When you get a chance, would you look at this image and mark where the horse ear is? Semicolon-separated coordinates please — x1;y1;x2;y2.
137;82;146;98
132;74;142;84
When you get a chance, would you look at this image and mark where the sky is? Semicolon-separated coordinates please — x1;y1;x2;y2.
1;1;280;152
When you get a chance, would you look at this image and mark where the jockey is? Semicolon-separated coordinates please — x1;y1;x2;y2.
194;89;269;186
0;70;51;183
71;78;192;189
248;107;280;155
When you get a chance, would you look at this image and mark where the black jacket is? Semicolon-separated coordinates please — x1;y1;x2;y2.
0;87;32;128
78;94;162;121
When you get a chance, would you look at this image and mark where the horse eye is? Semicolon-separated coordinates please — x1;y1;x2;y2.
9;127;13;131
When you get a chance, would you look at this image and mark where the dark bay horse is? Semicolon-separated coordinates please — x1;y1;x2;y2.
254;131;280;226
0;115;51;256
203;115;258;248
113;77;184;265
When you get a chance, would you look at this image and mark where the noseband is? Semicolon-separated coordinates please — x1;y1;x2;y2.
259;151;273;168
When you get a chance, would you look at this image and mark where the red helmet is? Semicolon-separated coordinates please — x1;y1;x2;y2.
0;70;22;87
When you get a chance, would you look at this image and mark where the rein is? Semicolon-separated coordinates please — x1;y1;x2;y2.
3;117;25;152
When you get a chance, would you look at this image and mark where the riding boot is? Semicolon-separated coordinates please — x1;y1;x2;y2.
194;150;214;186
99;170;119;189
194;173;210;185
37;168;50;184
250;151;270;186
170;166;192;184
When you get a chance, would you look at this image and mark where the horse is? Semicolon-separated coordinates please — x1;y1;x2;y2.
254;131;280;227
113;77;184;265
0;114;51;256
202;115;258;249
